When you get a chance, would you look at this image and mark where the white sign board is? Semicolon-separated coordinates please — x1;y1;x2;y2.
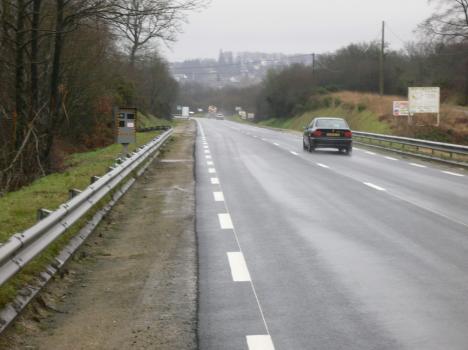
247;113;255;119
181;106;190;118
408;87;440;114
393;101;409;116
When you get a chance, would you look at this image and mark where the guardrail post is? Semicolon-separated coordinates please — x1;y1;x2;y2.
37;209;52;221
90;176;100;184
68;188;82;199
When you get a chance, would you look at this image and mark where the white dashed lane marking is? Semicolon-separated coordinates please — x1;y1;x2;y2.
204;150;210;154
442;171;465;177
273;142;279;146
290;151;299;156
409;163;427;168
207;161;214;166
218;213;234;229
208;168;216;174
365;151;376;155
210;177;219;184
316;163;330;169
364;182;386;191
227;252;251;282
246;335;275;350
213;191;224;202
205;155;212;159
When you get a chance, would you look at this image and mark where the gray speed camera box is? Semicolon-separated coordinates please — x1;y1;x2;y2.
116;107;137;144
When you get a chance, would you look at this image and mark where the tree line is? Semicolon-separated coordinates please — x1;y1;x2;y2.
0;0;203;193
179;0;468;121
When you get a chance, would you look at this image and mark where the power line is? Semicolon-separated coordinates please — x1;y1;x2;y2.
386;23;407;46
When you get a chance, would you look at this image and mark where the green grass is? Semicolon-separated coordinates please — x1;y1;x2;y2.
138;111;173;129
0;131;160;241
0;129;164;307
257;106;392;134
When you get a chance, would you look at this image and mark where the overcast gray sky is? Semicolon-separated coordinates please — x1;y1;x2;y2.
163;0;436;62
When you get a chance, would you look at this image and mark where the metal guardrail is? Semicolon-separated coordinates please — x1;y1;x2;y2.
353;131;468;166
0;128;173;288
137;125;171;133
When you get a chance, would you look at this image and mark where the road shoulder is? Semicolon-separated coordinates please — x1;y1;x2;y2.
0;121;197;349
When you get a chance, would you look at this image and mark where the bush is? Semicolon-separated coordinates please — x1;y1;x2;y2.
322;96;333;108
357;103;366;112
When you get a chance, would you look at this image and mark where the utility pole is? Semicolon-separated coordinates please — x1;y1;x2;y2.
312;53;316;74
379;20;385;96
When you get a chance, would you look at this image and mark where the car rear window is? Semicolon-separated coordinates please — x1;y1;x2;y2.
316;119;348;129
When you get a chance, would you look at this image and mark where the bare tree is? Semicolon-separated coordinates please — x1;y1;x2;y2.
421;0;468;40
113;0;206;66
421;0;468;104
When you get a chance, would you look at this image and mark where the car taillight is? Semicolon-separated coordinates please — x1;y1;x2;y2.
344;130;352;138
311;130;322;137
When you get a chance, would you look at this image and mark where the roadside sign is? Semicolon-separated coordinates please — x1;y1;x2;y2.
182;106;190;118
116;107;137;145
393;101;409;116
408;87;440;114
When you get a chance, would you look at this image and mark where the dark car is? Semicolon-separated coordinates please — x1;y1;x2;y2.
303;117;352;154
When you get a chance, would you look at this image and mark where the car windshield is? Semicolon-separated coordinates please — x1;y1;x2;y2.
316;119;348;129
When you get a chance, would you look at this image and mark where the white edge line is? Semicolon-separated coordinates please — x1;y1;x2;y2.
290;151;299;156
195;120;273;339
316;163;329;169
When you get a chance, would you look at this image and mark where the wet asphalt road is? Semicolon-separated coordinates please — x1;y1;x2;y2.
196;118;468;350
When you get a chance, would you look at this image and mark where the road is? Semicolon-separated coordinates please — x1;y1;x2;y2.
195;118;468;350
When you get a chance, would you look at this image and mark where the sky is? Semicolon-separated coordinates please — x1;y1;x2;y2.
162;0;436;62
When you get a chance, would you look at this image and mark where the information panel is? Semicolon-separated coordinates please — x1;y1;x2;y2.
393;101;409;116
408;87;440;114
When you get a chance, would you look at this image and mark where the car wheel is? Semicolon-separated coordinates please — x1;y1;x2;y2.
307;142;314;153
346;146;352;155
303;140;307;151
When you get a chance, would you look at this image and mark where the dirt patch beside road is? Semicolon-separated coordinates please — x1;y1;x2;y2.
0;121;197;349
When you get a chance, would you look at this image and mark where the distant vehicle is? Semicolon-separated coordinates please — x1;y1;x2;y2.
303;117;352;154
216;113;224;120
208;105;217;119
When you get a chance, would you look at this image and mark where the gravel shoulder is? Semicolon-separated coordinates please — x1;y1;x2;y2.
0;121;197;349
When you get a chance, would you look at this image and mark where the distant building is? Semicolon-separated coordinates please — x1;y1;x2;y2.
169;50;313;88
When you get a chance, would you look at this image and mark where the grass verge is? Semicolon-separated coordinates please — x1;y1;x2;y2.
256;106;392;134
0;128;169;307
